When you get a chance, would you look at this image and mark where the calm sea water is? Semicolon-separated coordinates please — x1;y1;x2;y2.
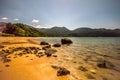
34;37;120;80
34;37;120;57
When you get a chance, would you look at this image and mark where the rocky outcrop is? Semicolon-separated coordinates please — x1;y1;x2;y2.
61;38;72;44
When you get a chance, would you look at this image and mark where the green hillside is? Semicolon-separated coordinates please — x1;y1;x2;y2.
1;23;46;37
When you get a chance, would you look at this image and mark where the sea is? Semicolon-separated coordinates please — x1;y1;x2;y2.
34;37;120;80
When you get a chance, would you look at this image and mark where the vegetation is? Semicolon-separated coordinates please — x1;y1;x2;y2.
38;27;120;37
2;23;46;37
0;22;120;37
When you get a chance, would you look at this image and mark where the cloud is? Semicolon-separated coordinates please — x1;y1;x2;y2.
1;17;8;20
34;25;48;28
32;19;39;23
14;18;19;21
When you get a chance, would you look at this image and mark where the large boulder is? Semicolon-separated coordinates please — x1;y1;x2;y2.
61;38;72;44
40;41;49;45
53;43;61;47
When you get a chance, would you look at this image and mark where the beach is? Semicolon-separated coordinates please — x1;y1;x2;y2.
0;37;120;80
0;37;73;80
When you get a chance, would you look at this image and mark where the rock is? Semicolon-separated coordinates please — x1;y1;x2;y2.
61;38;72;44
86;74;95;79
3;58;11;63
46;53;52;57
45;48;57;57
53;43;61;47
78;66;88;71
40;41;49;45
0;45;4;48
51;65;60;70
97;60;106;68
57;67;70;76
42;45;51;50
5;64;10;67
18;53;23;56
53;55;57;57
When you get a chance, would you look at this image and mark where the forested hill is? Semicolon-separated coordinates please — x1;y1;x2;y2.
0;22;120;37
0;22;46;37
38;27;120;37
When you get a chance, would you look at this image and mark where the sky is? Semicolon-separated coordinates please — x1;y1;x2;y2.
0;0;120;29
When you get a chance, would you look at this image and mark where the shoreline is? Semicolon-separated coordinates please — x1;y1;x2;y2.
0;37;72;80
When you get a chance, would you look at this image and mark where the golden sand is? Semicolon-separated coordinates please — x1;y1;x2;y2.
0;37;71;80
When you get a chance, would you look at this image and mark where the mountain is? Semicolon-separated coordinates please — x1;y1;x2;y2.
38;26;71;36
70;28;120;37
38;27;120;37
0;22;120;37
0;22;46;37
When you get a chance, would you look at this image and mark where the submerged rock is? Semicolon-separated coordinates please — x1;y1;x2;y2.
57;67;70;76
97;60;106;68
61;38;73;44
51;65;70;76
45;48;57;57
78;66;88;71
86;74;95;79
97;60;115;69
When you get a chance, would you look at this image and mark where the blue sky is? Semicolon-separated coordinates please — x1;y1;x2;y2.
0;0;120;29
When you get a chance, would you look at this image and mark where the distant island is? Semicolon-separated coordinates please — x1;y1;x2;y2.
0;22;120;37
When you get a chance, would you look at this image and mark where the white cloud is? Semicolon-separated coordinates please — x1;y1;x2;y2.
32;19;39;23
34;25;48;28
1;17;8;20
14;18;19;21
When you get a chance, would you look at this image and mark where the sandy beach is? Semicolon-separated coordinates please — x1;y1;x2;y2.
0;37;72;80
0;37;120;80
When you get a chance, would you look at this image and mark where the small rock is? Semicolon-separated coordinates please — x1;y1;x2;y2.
78;66;88;71
97;60;106;68
45;48;57;57
40;41;49;45
53;55;57;57
0;45;4;48
5;64;10;67
53;43;61;47
57;67;70;76
42;45;51;50
3;58;11;63
51;65;60;70
86;74;95;79
26;56;29;57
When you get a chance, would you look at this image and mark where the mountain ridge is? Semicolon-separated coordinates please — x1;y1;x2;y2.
0;22;120;37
